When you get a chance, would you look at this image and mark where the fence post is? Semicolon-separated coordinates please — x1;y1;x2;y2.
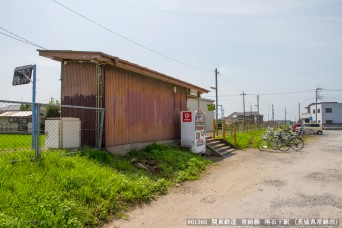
31;65;37;149
234;123;237;146
212;119;216;139
35;103;41;159
222;119;226;139
98;109;105;149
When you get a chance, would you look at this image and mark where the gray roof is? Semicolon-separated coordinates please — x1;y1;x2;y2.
0;111;32;117
227;111;264;118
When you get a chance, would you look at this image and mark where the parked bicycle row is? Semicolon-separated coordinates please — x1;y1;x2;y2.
257;127;306;152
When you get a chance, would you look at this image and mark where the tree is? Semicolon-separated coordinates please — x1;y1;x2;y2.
20;104;32;111
45;100;60;118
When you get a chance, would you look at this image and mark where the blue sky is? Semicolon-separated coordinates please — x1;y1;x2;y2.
1;0;341;121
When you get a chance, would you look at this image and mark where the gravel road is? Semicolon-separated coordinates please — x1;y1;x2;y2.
106;130;342;228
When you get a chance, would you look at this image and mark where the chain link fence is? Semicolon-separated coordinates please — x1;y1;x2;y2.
225;120;279;134
0;100;104;163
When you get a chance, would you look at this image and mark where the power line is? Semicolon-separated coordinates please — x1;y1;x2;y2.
248;89;314;96
0;26;47;49
322;89;342;92
205;89;315;97
52;0;213;72
219;73;242;93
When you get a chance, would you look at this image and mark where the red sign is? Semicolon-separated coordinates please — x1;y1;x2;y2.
182;112;192;122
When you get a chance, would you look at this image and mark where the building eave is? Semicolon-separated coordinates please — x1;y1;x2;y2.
38;50;209;94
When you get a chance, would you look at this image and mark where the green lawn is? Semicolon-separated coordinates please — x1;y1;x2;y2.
224;129;266;149
0;134;45;149
0;144;211;227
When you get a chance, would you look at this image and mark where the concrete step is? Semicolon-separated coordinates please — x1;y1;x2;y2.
211;143;226;149
215;146;234;152
206;141;221;147
205;137;237;157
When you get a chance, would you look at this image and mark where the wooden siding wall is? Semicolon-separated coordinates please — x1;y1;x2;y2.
61;62;97;146
104;67;187;147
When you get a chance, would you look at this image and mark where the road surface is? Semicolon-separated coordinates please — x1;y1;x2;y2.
106;130;342;228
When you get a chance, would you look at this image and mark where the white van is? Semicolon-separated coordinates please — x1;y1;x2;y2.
301;123;323;135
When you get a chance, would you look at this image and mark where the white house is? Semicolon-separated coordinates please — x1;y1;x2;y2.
0;111;32;132
301;102;342;125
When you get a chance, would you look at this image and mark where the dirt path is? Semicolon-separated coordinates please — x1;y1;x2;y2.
105;131;342;228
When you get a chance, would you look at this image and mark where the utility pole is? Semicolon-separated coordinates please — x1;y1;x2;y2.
285;107;287;125
255;95;259;128
272;104;274;121
241;91;246;132
298;103;300;123
250;104;252;123
215;68;219;136
315;87;322;123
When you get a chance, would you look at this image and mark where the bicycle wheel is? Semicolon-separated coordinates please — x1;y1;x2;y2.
290;137;304;151
258;139;269;151
269;138;278;150
277;139;290;151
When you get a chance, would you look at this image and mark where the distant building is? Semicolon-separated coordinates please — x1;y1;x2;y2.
0;111;45;133
0;104;20;114
226;111;263;124
0;111;32;132
301;102;342;125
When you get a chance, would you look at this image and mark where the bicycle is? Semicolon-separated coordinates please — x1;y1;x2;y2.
289;136;304;151
258;130;290;152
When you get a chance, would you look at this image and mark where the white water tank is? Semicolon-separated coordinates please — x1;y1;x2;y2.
45;117;81;148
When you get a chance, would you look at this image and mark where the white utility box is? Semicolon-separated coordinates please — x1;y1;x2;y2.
45;117;81;149
180;110;206;153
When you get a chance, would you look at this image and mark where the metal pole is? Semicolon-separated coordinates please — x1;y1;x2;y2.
257;95;259;128
299;103;300;123
250;104;252;122
98;109;105;149
31;65;36;149
315;89;317;123
241;91;246;132
272;104;274;121
35;104;41;159
285;107;287;125
215;68;218;136
315;87;322;123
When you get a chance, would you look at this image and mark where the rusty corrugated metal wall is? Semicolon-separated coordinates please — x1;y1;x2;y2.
60;61;187;148
61;62;97;146
104;67;187;147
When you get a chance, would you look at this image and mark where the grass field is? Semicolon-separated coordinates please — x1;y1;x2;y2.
0;143;211;227
224;129;266;149
0;134;45;149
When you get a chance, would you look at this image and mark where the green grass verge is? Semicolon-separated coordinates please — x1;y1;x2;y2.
0;143;211;227
0;134;45;149
224;129;266;149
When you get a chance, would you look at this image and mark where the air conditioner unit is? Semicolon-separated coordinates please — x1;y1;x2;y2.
45;117;81;148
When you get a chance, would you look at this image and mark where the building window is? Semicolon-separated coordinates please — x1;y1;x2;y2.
9;117;18;123
326;120;333;124
313;109;315;114
325;108;332;113
18;118;28;124
318;108;320;113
